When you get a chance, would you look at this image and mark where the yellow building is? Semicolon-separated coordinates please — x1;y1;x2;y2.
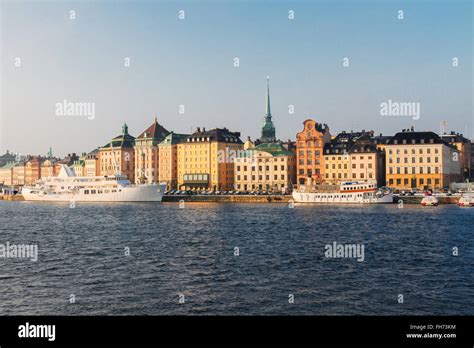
40;158;56;178
85;149;99;177
134;118;170;184
12;162;25;186
158;132;189;190
99;123;135;182
0;162;15;185
323;134;384;185
234;142;296;192
385;130;462;190
177;127;243;191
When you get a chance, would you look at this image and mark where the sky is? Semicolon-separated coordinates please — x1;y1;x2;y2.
0;0;472;158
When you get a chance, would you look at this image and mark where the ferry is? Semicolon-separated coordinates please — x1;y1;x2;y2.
458;193;474;207
22;165;166;202
421;192;439;206
292;180;393;204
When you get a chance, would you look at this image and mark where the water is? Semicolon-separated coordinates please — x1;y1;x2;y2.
0;201;472;315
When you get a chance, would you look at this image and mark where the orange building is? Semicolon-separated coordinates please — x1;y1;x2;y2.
99;123;135;182
25;156;42;185
296;119;331;186
134;118;170;184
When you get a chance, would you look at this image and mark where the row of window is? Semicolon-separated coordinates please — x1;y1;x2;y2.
388;178;440;186
326;173;373;179
84;189;121;194
389;147;439;155
389;157;439;164
236;174;287;181
388;166;440;174
236;165;287;171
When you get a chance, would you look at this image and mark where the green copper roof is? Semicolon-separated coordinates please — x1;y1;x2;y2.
255;142;294;157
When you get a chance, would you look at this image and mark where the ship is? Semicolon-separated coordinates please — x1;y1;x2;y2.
292;179;393;204
458;192;474;207
421;192;439;206
22;165;165;202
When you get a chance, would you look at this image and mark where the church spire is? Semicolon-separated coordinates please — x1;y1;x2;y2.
265;76;271;116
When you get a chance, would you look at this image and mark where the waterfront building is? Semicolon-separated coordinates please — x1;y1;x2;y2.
234;142;296;192
40;158;56;178
85;149;99;177
243;136;255;150
440;131;472;179
134;118;170;184
158;132;189;190
385;129;462;190
0;162;15;186
0;150;16;167
25;156;42;185
72;153;87;177
177;127;243;191
296;119;331;186
12;162;25;186
99;123;135;182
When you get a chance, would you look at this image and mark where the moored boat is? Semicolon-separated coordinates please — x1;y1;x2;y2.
22;165;165;202
292;180;393;204
421;192;439;206
458;193;474;207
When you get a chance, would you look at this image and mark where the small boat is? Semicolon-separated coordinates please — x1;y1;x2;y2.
421;192;439;206
458;193;474;207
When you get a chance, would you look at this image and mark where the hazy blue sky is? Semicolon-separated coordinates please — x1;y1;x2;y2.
1;0;472;157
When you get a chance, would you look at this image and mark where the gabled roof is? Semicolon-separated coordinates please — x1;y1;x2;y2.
102;133;135;148
136;119;170;144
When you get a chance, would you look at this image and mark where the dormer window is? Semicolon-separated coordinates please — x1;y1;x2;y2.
403;139;406;144
411;139;415;144
420;139;425;144
429;139;434;144
394;140;398;145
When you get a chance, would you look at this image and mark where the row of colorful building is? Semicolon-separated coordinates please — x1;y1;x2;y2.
0;80;472;192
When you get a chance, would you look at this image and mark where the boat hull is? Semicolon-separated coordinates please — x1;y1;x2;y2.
291;191;393;204
22;184;165;202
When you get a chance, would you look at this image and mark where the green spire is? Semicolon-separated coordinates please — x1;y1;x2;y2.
265;76;271;116
122;122;128;134
260;76;276;143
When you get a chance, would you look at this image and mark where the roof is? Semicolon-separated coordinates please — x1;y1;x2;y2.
254;141;295;157
349;135;378;153
86;148;99;159
387;131;445;145
324;140;353;155
440;132;470;144
159;132;190;146
136;119;170;143
186;128;243;144
102;133;135;148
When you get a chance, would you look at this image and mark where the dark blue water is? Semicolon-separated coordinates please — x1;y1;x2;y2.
0;201;472;315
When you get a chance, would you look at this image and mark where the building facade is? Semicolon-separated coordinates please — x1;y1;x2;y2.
177;127;243;191
296;119;331;186
25;156;42;185
0;162;15;186
385;130;462;190
12;162;25;186
40;159;56;178
234;142;296;192
99;123;135;182
84;149;99;177
158;132;189;190
440;131;472;180
134;118;170;184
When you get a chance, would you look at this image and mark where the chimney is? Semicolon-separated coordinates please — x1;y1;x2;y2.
203;127;206;132
411;126;414;131
197;127;201;132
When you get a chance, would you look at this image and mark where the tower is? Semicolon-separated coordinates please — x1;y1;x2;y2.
260;76;276;143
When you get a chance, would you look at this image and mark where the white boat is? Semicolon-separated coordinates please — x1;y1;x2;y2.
458;193;474;207
22;165;165;202
292;180;393;204
421;193;439;206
